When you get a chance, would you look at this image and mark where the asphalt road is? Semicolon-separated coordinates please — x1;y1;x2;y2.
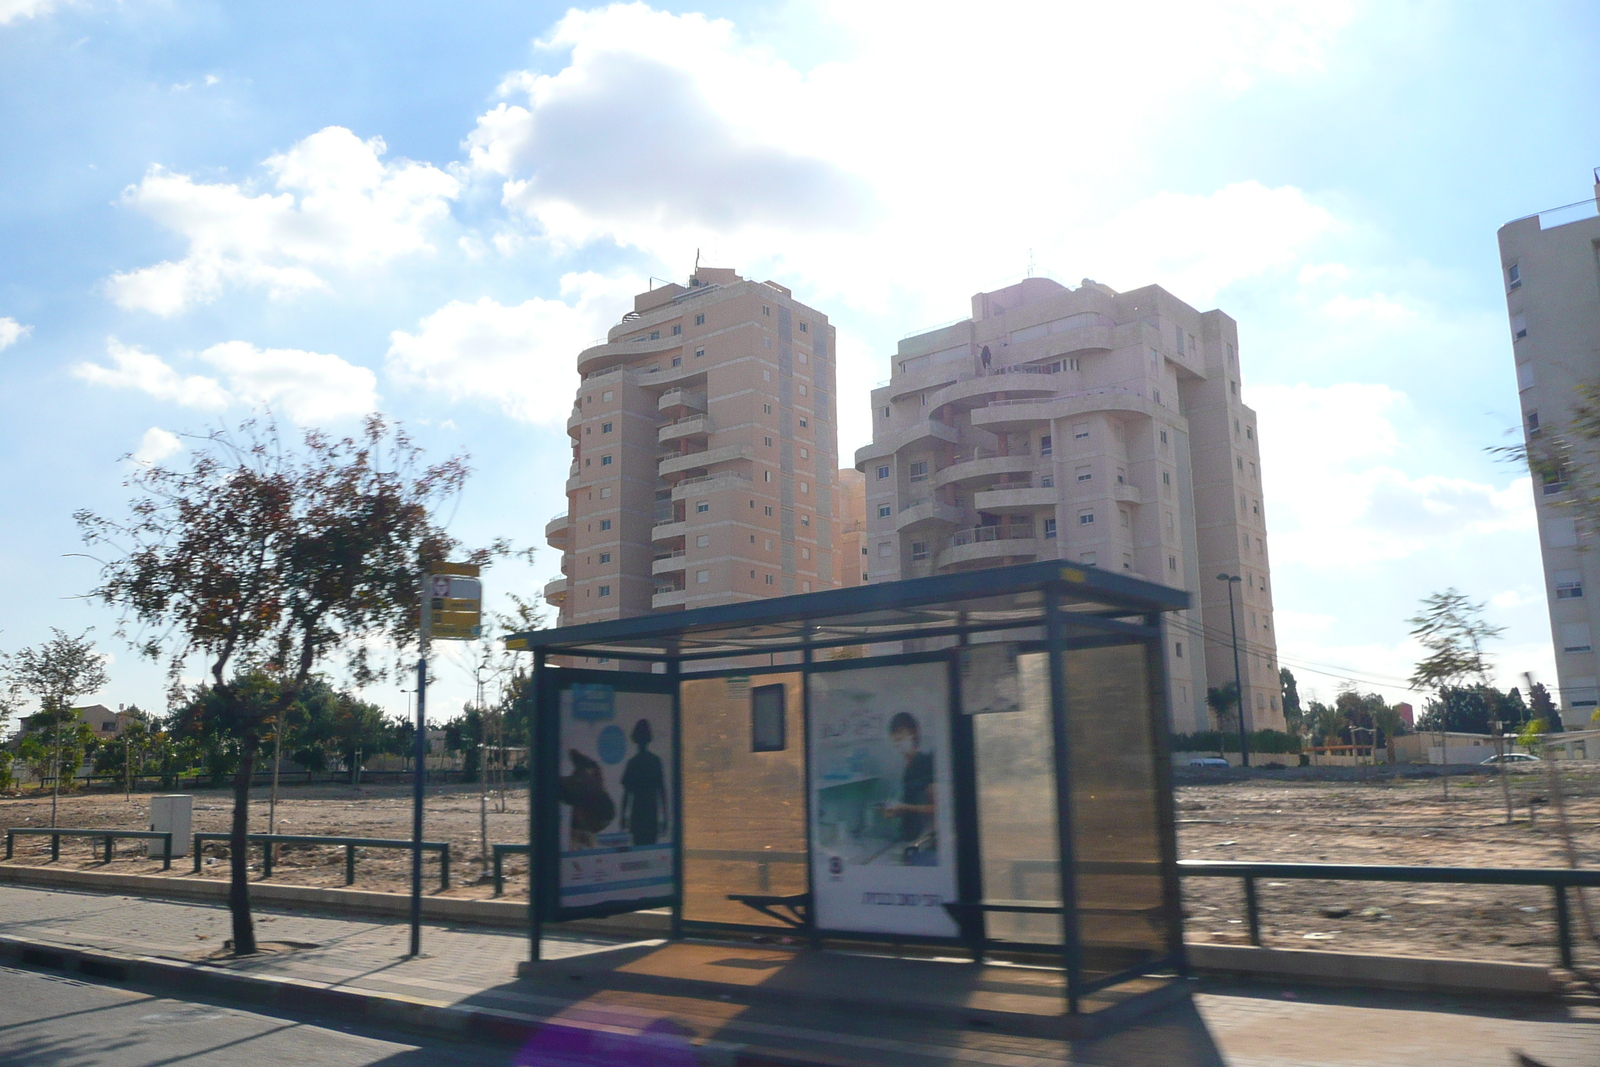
0;963;524;1067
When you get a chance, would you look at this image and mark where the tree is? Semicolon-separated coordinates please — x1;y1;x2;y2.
9;629;109;824
78;415;481;955
1206;682;1240;737
1528;682;1562;733
1408;589;1502;800
1279;668;1304;736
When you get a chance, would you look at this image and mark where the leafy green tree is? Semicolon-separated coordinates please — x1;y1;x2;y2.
1528;682;1563;733
1408;588;1502;798
1305;701;1343;747
9;629;109;823
78;415;481;955
1279;668;1304;735
329;692;391;784
1205;682;1240;735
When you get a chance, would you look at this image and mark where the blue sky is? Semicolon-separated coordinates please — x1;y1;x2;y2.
2;0;1597;726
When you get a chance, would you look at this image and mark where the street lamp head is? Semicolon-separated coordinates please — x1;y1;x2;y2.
1215;573;1241;583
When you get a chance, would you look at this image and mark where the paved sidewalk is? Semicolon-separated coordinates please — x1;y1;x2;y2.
2;885;1597;1066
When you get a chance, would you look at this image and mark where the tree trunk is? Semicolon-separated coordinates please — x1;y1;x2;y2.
228;748;257;955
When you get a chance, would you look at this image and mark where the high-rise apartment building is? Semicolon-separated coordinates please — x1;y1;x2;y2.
854;277;1280;733
546;268;841;629
1498;176;1600;729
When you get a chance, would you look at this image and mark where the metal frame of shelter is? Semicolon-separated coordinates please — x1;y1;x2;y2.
507;559;1190;1014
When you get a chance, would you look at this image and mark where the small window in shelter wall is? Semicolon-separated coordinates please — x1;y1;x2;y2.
751;684;786;752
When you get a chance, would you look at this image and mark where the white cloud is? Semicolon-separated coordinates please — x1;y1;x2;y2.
74;339;232;409
1255;382;1535;567
385;271;637;426
74;338;376;424
107;127;460;315
131;427;183;465
0;0;60;25
0;317;29;350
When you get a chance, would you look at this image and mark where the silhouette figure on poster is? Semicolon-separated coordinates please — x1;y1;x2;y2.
560;749;615;849
620;719;669;846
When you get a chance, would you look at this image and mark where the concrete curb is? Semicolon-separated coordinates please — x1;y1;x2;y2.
1186;943;1555;996
0;861;668;937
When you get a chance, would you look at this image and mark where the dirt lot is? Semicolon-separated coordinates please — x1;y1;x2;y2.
2;765;1598;967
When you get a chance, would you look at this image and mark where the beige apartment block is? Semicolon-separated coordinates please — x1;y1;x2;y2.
546;268;841;640
1498;175;1600;729
854;277;1281;733
836;467;866;588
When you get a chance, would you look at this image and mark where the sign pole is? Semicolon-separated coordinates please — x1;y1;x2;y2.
409;570;430;957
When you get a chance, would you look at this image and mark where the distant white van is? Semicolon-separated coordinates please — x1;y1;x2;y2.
1188;757;1230;768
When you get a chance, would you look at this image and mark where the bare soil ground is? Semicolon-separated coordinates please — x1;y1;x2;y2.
3;765;1599;968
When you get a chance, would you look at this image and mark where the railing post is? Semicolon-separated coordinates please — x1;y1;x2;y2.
104;835;114;864
1554;885;1574;971
493;848;503;897
439;844;450;891
262;839;273;879
51;833;59;862
193;840;203;875
6;831;13;860
345;844;356;886
1243;875;1261;946
161;833;172;871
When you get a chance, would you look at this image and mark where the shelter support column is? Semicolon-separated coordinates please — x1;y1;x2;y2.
528;648;545;964
1045;582;1083;1013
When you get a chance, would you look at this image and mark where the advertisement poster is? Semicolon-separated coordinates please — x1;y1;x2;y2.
557;684;675;911
808;662;958;937
958;642;1020;715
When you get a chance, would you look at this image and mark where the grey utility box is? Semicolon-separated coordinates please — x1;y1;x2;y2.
148;795;193;858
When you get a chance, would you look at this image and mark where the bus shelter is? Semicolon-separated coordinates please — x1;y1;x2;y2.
507;559;1189;1013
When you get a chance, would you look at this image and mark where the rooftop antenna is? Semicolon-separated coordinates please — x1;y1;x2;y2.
1026;248;1035;279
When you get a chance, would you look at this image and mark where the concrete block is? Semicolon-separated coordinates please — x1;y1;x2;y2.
1187;942;1553;996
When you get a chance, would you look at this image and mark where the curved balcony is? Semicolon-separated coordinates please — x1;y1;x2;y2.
937;527;1040;570
543;576;570;606
971;387;1158;432
895;498;963;532
931;452;1036;491
972;486;1057;514
854;420;960;467
660;442;753;478
658;388;706;416
652;587;689;609
659;415;712;444
566;408;583;438
545;512;570;547
652;519;689;543
577;334;685;378
925;369;1058;412
651;552;688;576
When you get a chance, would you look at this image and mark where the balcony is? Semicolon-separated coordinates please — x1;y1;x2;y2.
652;586;689;609
854;420;960;466
566;408;583;437
925;370;1058;412
671;470;753;499
652;519;689;542
895;498;963;532
973;485;1057;514
658;388;706;416
651;552;688;575
577;333;685;378
1112;483;1143;504
543;576;570;606
931;450;1036;491
971;387;1156;432
658;415;712;444
937;525;1040;570
544;512;570;546
659;442;754;478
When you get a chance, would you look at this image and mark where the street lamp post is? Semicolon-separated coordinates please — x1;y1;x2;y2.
1216;573;1249;768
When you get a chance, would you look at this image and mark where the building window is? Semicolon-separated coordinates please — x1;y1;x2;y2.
911;541;929;561
1073;423;1089;440
764;470;773;482
672;356;682;367
763;305;771;316
801;547;810;559
599;519;611;531
599;487;611;499
1120;509;1130;528
602;422;613;433
650;330;660;340
877;465;890;479
1246;425;1254;440
882;406;891;419
1169;555;1177;571
752;684;786;752
598;585;611;597
878;505;891;518
764;573;775;584
1562;623;1591;653
601;454;612;465
696;570;710;584
695;313;705;325
1116;468;1126;484
1153;389;1161;405
1527;411;1540;433
1237;457;1244;471
672;324;681;335
1507;263;1521;289
1555;571;1583;599
1079;510;1094;525
696;534;709;547
1081;551;1097;566
1230;381;1238;396
800;481;810;494
800;514;809;526
695;348;705;358
908;461;929;482
764;436;773;447
1227;343;1236;364
764;403;773;414
1068;357;1082;371
1040;434;1053;456
1175;641;1184;658
1159;429;1168;445
1162;471;1171;486
1041;474;1054;487
1076;466;1092;482
800;447;808;459
696;501;710;513
764;505;774;516
599;552;611;563
799;321;809;333
1512;312;1527;340
799;418;808;427
1043;517;1056;539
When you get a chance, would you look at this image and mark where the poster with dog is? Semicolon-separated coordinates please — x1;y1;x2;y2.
557;683;675;911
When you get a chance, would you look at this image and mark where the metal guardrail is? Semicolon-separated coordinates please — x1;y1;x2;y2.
192;833;450;890
488;845;811;897
1181;860;1600;970
6;828;173;870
